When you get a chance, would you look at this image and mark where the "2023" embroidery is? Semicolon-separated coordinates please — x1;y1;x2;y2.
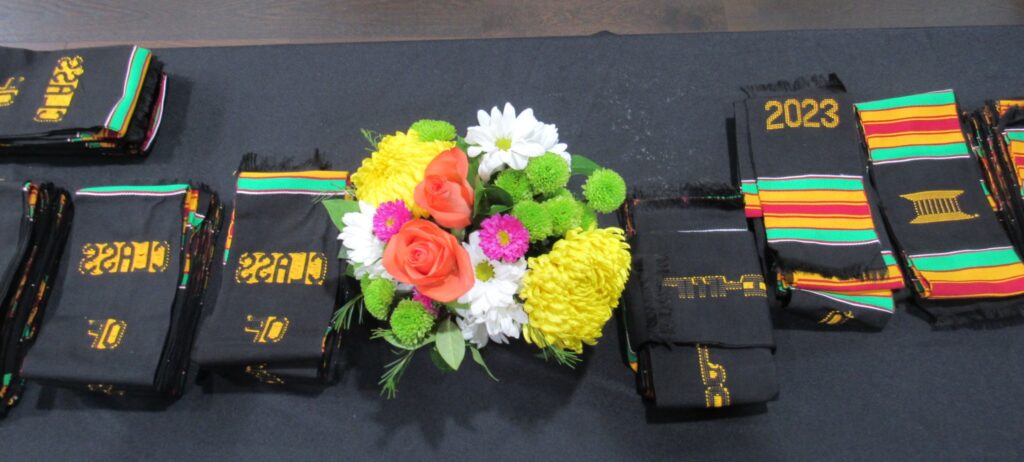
764;98;839;131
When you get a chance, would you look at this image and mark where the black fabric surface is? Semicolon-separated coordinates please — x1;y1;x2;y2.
1;26;1024;460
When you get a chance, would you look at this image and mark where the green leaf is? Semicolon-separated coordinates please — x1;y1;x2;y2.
470;346;499;381
322;199;361;233
488;204;511;215
343;263;355;277
570;154;601;177
483;186;514;207
435;318;466;371
430;346;455;373
457;136;470;153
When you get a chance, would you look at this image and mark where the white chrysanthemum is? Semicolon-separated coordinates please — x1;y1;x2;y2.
338;201;389;279
458;232;525;316
465;103;569;180
456;303;528;348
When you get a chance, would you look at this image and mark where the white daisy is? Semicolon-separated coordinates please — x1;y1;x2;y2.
457;232;526;316
338;201;389;279
456;303;528;348
465;103;559;180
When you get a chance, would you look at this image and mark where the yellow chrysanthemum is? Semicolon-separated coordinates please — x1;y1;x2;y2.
350;129;455;216
520;227;632;353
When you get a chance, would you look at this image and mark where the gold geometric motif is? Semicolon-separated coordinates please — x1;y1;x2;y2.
0;76;24;108
87;318;127;350
818;310;855;325
245;363;285;385
900;190;978;225
244;315;289;343
697;344;731;408
662;274;766;299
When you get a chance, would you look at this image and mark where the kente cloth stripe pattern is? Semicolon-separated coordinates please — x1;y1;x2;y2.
856;90;971;164
758;175;882;247
236;171;349;195
785;251;903;292
1004;130;1024;196
790;288;896;313
741;180;762;218
105;46;152;134
906;247;1024;298
857;90;1024;309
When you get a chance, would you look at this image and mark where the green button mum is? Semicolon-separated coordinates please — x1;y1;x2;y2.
362;278;396;320
525;153;570;195
390;300;437;345
512;199;553;242
583;168;626;213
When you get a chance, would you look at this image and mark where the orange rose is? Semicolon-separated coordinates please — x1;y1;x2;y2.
383;219;474;302
414;147;474;229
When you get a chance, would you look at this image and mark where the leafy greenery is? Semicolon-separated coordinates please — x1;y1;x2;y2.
331;294;364;331
434;318;466;370
322;198;361;233
361;128;383;152
569;154;601;177
526;325;582;369
379;349;416;399
470;345;499;381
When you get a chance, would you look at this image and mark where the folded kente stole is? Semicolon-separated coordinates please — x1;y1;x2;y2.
964;100;1024;251
736;75;902;328
621;188;778;410
193;156;347;385
0;45;166;156
0;182;72;415
22;183;221;396
856;90;1024;325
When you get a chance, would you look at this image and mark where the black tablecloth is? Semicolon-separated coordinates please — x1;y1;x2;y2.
2;26;1024;460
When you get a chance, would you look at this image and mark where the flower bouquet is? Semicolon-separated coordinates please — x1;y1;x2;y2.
332;103;632;397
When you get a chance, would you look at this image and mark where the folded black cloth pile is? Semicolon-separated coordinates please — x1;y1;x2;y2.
194;155;348;386
0;182;72;415
0;45;166;156
964;100;1024;251
22;183;221;397
620;187;778;410
734;74;903;329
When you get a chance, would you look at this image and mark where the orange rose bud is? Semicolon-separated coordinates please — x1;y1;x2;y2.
383;219;474;302
414;147;474;229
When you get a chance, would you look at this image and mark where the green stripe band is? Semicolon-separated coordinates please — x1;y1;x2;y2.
766;228;879;242
740;183;759;194
869;142;968;161
883;254;897;265
107;47;152;132
820;291;895;311
756;177;863;191
855;91;956;112
79;184;188;193
237;177;347;192
1005;131;1024;142
910;248;1022;271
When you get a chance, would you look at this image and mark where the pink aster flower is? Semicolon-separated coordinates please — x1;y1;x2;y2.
478;214;529;262
372;200;412;242
412;288;439;317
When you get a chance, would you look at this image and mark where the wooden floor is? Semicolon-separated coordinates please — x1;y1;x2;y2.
1;0;1023;50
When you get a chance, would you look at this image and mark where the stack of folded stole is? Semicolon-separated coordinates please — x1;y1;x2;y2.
21;183;221;396
193;155;347;385
0;45;166;156
856;90;1024;325
620;186;778;410
735;75;903;328
963;100;1024;250
0;182;72;415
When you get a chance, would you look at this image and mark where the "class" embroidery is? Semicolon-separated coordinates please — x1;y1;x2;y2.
87;318;127;350
34;56;84;123
235;251;328;285
662;274;766;299
79;241;171;276
900;190;978;225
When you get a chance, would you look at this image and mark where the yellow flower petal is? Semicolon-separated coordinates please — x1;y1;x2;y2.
350;129;455;217
520;227;632;353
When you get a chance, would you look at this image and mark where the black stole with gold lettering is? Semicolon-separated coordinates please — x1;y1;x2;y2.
0;182;72;415
21;183;221;396
193;154;347;386
0;45;166;156
620;186;778;410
